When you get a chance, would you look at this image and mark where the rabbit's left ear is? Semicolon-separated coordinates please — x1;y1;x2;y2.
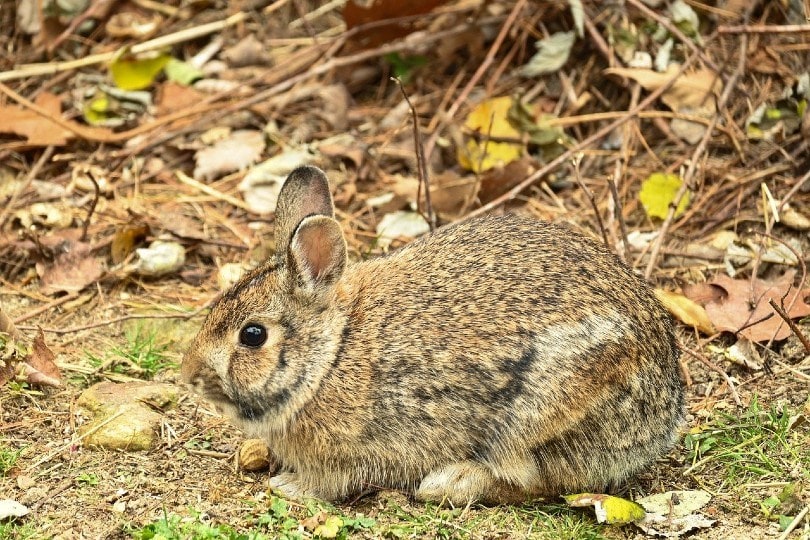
287;215;347;294
274;166;335;259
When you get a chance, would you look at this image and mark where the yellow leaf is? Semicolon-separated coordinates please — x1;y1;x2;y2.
313;515;343;538
604;65;721;112
109;49;170;90
639;172;690;219
457;96;523;173
655;289;716;335
564;493;646;524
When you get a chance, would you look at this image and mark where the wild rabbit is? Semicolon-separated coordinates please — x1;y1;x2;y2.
181;166;684;504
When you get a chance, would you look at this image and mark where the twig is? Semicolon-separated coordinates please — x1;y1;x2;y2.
463;54;702;222
768;299;810;353
0;146;55;229
30;478;74;511
13;292;81;324
608;176;630;262
174;171;253;212
572;156;609;250
81;175;100;242
423;0;528;163
719;24;810;33
0;12;248;82
777;169;810;213
680;345;742;407
17;303;211;334
643;11;751;280
777;505;809;540
394;78;436;231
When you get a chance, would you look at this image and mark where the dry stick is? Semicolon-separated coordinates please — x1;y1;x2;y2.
423;0;528;163
719;23;810;33
0;11;248;82
643;21;751;280
768;299;810;353
394;78;436;231
80;175;100;242
679;345;742;407
18;302;211;334
13;292;80;325
464;55;701;223
778;505;809;540
572;157;609;250
625;0;724;78
777;168;810;213
0;146;55;229
608;177;630;261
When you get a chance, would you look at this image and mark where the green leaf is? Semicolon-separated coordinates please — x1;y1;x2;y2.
639;172;690;220
564;493;646;524
109;49;170;90
164;58;204;86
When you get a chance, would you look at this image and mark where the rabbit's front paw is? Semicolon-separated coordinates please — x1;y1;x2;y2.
270;473;321;501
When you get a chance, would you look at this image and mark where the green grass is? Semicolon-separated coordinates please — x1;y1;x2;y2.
0;445;22;476
130;497;375;540
0;519;38;540
86;324;176;379
684;397;808;488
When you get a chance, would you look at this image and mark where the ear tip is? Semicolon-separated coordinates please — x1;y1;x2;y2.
287;165;329;185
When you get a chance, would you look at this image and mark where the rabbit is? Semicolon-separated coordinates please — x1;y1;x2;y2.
181;165;685;505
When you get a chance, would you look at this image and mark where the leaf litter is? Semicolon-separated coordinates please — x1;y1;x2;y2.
1;0;809;538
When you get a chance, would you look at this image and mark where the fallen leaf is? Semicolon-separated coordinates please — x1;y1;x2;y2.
376;211;430;249
194;129;266;181
163;58;204;86
105;11;161;39
343;0;451;49
0;92;75;146
639;172;690;219
699;271;810;342
458;96;523;173
564;493;646;524
24;330;62;387
521;31;577;77
109;49;171;91
724;337;764;370
156;82;207;117
636;489;715;537
655;289;716;334
111;223;151;264
237;149;315;214
37;240;104;295
221;34;271;67
313;515;344;538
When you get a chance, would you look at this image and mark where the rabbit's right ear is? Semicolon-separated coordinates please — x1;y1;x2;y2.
275;166;335;257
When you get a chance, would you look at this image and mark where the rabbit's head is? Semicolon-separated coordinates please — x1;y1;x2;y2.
181;166;348;435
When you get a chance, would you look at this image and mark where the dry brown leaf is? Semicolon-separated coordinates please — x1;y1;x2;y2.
343;0;451;48
0;93;75;146
25;330;61;387
36;240;104;295
111;223;151;264
655;289;716;335
604;66;722;112
702;272;810;342
221;34;271;67
478;156;537;204
193;129;265;181
156;82;207;118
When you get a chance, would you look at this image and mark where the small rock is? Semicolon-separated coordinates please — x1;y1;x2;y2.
77;381;178;451
16;475;35;490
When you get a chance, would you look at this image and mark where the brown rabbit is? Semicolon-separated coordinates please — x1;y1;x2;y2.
181;166;684;504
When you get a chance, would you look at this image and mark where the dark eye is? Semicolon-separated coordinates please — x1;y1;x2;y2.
239;324;267;347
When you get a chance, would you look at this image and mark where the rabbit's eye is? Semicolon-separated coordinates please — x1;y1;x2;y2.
239;324;268;347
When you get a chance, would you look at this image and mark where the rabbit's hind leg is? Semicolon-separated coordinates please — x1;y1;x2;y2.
415;461;527;505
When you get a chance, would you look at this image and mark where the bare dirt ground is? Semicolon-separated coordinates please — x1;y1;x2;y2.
1;1;810;539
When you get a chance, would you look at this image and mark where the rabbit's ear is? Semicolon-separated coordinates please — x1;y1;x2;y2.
288;215;347;293
275;166;335;257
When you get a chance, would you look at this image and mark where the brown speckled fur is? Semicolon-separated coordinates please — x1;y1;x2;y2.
182;166;684;505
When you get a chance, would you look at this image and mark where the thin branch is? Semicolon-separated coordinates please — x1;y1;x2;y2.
394;78;436;231
572;156;609;250
0;145;54;229
768;299;810;353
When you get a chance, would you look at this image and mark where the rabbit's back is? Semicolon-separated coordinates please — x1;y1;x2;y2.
285;214;682;496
